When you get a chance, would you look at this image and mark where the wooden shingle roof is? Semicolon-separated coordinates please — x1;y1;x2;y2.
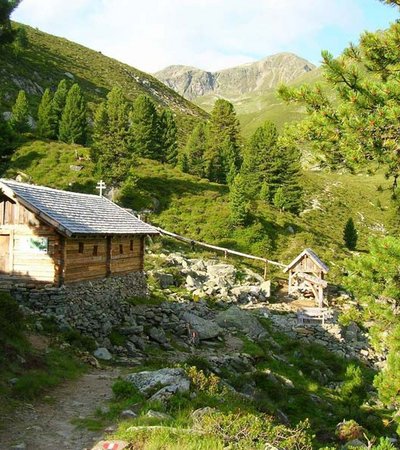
0;179;159;237
283;248;329;274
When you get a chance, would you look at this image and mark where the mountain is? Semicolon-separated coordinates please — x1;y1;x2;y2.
1;23;207;144
155;53;317;135
155;53;315;101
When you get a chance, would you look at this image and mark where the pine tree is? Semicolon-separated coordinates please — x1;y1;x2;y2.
0;0;22;46
185;122;208;178
241;121;278;197
229;174;249;226
158;109;178;164
206;99;241;183
91;86;134;185
273;187;287;211
278;19;400;190
10;90;30;133
0;112;15;157
130;95;159;159
52;79;69;133
59;83;87;144
344;237;400;432
37;88;56;139
343;217;358;250
241;122;302;213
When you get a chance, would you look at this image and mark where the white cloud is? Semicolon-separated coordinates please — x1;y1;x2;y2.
13;0;364;72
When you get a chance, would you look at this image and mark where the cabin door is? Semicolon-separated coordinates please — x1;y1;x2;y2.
0;234;10;273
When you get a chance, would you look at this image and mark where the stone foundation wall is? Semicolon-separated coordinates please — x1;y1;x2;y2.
3;272;148;338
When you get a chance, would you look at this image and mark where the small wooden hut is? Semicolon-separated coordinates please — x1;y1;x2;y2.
283;248;329;307
0;179;158;286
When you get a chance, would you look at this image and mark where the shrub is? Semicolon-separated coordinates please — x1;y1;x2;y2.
197;411;313;449
336;419;364;442
0;292;24;343
62;329;96;352
112;379;142;401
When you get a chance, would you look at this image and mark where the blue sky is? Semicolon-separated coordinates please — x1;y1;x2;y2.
12;0;399;72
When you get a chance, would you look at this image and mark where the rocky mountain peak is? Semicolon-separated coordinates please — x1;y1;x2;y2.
155;52;316;101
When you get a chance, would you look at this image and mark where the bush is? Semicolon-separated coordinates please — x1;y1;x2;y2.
197;411;313;449
62;329;96;352
336;419;364;442
112;379;142;401
0;292;24;343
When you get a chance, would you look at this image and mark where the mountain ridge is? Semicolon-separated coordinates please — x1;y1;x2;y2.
155;52;316;101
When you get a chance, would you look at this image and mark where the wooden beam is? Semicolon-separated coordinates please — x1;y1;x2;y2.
157;227;286;268
58;235;66;287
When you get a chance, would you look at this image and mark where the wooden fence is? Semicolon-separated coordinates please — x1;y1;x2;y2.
156;227;286;279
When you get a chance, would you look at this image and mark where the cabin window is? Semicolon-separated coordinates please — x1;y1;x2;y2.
93;245;98;256
130;240;133;251
78;242;84;253
119;244;124;254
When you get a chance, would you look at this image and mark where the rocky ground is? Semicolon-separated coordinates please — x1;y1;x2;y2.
0;251;392;449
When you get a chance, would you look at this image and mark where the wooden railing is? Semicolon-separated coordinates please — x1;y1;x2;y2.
156;227;286;279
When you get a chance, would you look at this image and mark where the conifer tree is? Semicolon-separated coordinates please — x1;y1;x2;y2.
37;88;55;139
0;113;15;157
52;79;68;133
10;90;29;133
0;0;22;46
206;99;241;183
278;19;400;190
273;187;287;212
345;237;400;432
91;86;133;185
229;174;249;226
343;217;358;250
241;121;278;197
158;109;178;164
130;95;159;159
59;83;87;145
185;122;208;178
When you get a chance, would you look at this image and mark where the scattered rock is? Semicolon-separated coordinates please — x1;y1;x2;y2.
182;312;222;340
216;306;267;340
154;272;174;288
93;347;112;361
146;410;172;420
148;326;168;344
120;409;137;419
125;368;190;396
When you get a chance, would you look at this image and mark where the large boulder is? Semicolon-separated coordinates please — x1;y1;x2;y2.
126;368;190;396
182;312;222;340
215;306;268;340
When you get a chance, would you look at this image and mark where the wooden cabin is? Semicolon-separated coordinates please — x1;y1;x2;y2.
283;248;329;307
0;179;158;286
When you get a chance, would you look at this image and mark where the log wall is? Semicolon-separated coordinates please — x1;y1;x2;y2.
0;197;60;284
64;236;144;283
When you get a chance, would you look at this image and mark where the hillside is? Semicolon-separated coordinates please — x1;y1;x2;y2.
196;67;323;136
6;140;394;281
0;23;207;144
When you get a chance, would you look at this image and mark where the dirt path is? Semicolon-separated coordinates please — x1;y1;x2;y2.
0;367;120;450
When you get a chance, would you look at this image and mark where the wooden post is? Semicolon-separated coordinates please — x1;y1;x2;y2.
106;236;112;276
263;261;268;280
